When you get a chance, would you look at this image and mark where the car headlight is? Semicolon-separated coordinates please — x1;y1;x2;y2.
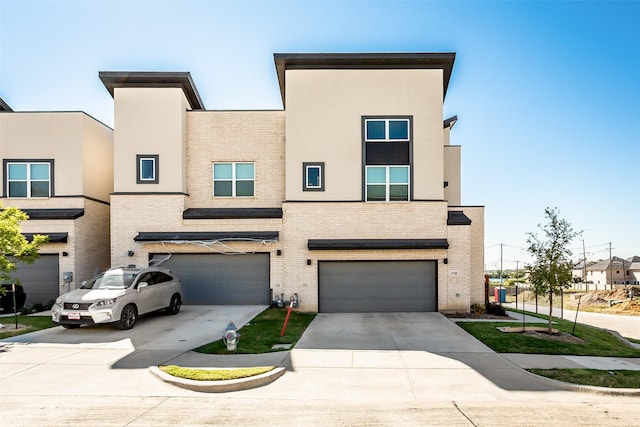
93;298;117;308
55;297;62;305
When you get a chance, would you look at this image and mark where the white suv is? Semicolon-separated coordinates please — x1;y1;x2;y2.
52;266;183;330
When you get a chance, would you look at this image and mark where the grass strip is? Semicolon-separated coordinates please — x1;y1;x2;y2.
160;365;275;381
456;313;640;357
528;369;640;388
195;308;316;354
0;315;56;339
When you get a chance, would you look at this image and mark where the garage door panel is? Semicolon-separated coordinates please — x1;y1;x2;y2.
152;253;270;305
319;261;436;312
10;254;60;306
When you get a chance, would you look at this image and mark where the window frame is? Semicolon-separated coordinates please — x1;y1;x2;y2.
303;162;325;192
3;159;54;198
364;118;410;142
212;162;255;198
365;165;410;202
136;155;159;184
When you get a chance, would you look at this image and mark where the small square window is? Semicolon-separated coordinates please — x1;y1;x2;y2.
213;162;255;197
137;155;159;184
4;160;53;198
303;162;324;191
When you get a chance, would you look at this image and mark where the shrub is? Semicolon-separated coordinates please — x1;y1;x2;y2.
485;303;506;316
471;303;485;315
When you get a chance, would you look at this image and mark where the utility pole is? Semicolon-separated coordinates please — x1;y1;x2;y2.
582;240;588;291
499;243;503;306
609;242;613;290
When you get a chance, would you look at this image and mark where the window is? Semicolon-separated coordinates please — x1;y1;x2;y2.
365;119;410;142
213;162;254;197
5;160;52;198
137;155;159;184
303;162;324;191
365;166;409;201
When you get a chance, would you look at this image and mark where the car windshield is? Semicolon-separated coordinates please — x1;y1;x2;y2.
81;270;138;290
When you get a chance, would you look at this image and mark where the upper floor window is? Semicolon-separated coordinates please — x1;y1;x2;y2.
137;155;159;184
365;119;410;142
303;162;324;191
365;166;409;202
4;160;52;198
213;162;254;197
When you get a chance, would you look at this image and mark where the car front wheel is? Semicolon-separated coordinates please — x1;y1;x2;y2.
166;294;181;315
116;304;137;330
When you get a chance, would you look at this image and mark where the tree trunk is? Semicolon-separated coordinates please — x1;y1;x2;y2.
548;291;553;334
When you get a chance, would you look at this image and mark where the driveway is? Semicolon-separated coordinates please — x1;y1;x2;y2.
1;305;266;369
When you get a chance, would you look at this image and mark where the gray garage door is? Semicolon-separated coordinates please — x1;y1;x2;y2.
151;253;270;305
319;260;437;312
10;254;60;306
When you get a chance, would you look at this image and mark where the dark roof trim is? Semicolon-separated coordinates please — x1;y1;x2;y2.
23;208;85;220
0;97;13;112
444;115;458;129
183;208;283;219
99;71;204;110
447;211;472;226
134;231;279;242
274;52;455;106
308;238;449;250
23;232;68;243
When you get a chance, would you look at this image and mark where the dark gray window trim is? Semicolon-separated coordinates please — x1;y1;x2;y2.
361;116;413;201
308;238;449;250
3;158;55;198
22;209;85;220
23;232;68;243
136;154;159;184
303;162;325;192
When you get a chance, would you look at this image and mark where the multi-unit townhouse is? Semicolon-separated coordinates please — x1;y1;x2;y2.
0;99;113;306
101;53;484;313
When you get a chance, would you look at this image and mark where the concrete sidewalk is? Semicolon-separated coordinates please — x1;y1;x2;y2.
502;353;640;371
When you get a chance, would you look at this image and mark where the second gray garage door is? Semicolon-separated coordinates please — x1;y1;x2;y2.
10;254;60;306
151;253;270;305
319;260;437;312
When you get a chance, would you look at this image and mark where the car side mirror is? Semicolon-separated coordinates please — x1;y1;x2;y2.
137;282;149;291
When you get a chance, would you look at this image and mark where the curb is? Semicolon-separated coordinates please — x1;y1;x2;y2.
149;366;287;393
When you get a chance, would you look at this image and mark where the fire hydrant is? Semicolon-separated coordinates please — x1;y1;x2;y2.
222;321;240;351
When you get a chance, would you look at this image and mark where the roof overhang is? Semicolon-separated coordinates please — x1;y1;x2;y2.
0;97;13;112
307;238;449;250
274;52;456;106
447;211;472;226
134;231;279;242
99;71;204;110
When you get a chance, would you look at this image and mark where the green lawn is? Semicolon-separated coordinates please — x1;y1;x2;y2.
0;315;56;339
456;314;640;357
195;308;316;354
529;369;640;388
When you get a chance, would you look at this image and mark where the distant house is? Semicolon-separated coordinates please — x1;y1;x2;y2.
572;260;597;289
586;257;633;289
628;256;640;285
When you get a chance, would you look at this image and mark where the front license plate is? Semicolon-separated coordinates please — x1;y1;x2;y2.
67;312;80;320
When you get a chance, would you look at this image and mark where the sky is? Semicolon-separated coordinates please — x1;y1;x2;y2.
1;0;638;269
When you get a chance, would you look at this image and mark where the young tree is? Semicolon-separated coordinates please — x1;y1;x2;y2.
0;202;48;297
525;207;579;334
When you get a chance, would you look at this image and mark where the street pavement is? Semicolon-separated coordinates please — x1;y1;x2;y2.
1;309;639;426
